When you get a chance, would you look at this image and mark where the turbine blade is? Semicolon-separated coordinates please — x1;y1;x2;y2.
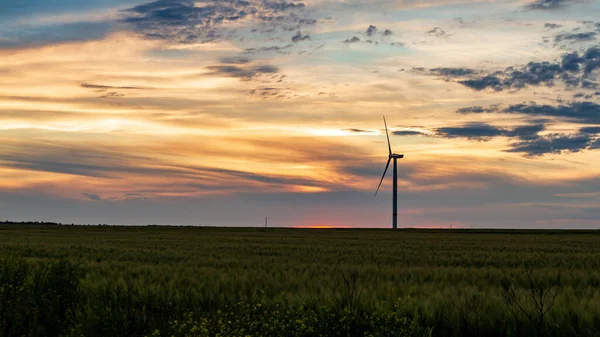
375;157;391;196
383;115;392;155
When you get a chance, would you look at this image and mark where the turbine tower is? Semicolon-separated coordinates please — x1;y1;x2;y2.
375;116;404;229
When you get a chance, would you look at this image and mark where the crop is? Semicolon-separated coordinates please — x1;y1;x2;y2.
1;225;599;336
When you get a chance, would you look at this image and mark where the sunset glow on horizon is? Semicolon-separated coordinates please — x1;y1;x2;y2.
1;0;600;228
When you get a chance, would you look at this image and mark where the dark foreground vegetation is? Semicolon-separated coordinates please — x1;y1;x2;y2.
1;226;599;337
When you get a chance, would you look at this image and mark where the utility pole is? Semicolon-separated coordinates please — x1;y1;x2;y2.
265;217;268;229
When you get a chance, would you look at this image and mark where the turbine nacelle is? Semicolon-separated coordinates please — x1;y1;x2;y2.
389;154;404;159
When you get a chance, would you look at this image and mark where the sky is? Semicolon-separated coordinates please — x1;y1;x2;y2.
1;0;600;228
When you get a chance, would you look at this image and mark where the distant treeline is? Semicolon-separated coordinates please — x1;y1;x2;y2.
0;221;121;226
0;220;64;226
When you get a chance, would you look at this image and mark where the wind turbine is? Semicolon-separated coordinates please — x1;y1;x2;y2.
375;116;404;229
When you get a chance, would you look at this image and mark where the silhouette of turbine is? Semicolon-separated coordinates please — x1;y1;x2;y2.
375;115;404;229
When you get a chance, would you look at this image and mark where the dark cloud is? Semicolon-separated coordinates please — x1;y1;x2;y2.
544;23;562;29
121;0;315;44
388;122;546;144
527;0;572;10
555;32;597;43
205;64;278;79
244;44;292;54
504;124;546;140
581;80;598;89
344;27;396;46
580;126;600;134
291;30;309;42
440;46;600;92
343;36;360;43
458;101;600;124
343;128;371;133
459;75;503;91
429;67;476;77
454;100;600;152
221;56;251;64
120;193;149;200
561;51;583;72
504;101;600;124
248;86;294;99
80;83;151;90
391;130;428;136
456;105;500;114
100;92;126;98
422;121;597;156
435;123;506;140
83;193;102;201
366;25;377;36
427;27;451;38
506;133;593;156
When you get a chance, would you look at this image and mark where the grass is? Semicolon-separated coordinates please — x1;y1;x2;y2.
1;225;600;336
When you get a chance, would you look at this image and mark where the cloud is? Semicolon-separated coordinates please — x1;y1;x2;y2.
555;32;597;43
436;46;600;92
343;128;371;133
580;126;600;134
440;124;501;139
389;122;546;143
416;121;598;156
366;25;377;36
343;36;360;43
248;85;295;99
506;133;594;156
83;193;102;201
205;63;278;79
0;140;332;192
504;101;600;124
121;0;315;44
244;44;292;54
434;122;543;140
100;92;126;98
526;0;572;10
343;25;396;46
80;83;151;90
427;27;451;38
291;30;309;42
429;67;476;77
459;75;504;91
220;56;251;64
452;101;600;154
544;23;562;29
504;124;546;140
456;105;500;114
457;101;600;124
391;130;428;136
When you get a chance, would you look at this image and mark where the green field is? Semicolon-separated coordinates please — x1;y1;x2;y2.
1;225;600;337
